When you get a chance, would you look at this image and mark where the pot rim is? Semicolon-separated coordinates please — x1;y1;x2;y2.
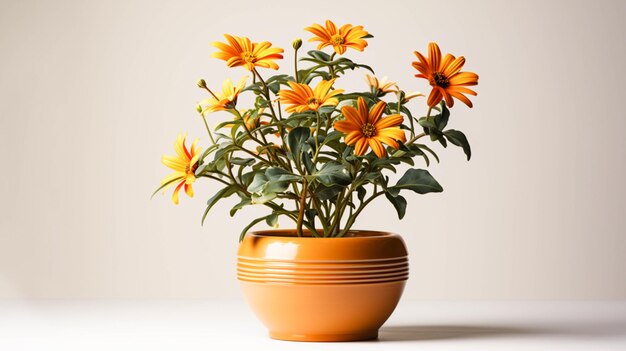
247;229;399;240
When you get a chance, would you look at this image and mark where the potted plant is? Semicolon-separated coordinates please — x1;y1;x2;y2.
155;20;478;342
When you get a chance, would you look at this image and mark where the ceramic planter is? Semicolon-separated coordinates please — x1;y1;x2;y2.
237;230;408;342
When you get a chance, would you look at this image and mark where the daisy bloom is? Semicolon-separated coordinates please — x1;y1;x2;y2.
305;20;369;55
161;134;202;204
334;97;406;158
279;79;344;113
211;34;284;71
365;74;398;96
412;42;479;108
200;76;247;115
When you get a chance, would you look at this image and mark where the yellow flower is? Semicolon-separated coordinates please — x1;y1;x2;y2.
412;42;479;108
334;97;406;158
200;76;247;115
160;134;202;204
278;79;344;113
365;74;398;95
211;34;284;71
305;20;369;55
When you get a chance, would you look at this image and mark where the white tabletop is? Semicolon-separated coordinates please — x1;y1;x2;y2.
1;300;624;350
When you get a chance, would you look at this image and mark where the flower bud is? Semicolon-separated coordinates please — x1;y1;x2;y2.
196;79;207;88
292;38;302;50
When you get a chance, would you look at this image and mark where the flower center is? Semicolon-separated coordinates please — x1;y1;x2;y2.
330;34;344;45
186;163;198;174
306;97;321;105
431;72;450;88
361;123;377;138
242;51;256;63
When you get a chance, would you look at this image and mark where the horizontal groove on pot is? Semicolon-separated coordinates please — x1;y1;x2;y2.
237;255;408;264
236;265;409;275
236;271;409;281
237;259;408;270
237;274;409;285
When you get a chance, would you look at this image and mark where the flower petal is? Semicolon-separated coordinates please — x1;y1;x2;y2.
368;138;386;158
427;88;443;108
368;101;386;125
354;137;369;156
374;114;403;130
428;42;442;71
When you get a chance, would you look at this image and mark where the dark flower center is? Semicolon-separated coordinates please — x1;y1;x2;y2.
307;97;321;105
431;72;450;88
361;123;377;138
330;34;344;45
186;163;197;174
242;52;256;63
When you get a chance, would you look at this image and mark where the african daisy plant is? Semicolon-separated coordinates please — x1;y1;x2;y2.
155;20;479;239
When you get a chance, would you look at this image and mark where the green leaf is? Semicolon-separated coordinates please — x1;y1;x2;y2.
265;167;301;182
418;117;437;129
287;127;310;161
230;197;251;217
365;171;383;182
247;173;269;193
415;143;440;163
246;168;297;205
230;157;255;166
240;215;271;242
321;131;343;147
316;184;342;201
251;192;277;204
312;162;351;187
388;169;443;196
307;50;331;61
302;150;316;174
444;129;472;160
265;213;279;228
202;186;237;225
356;186;366;203
385;192;407;219
304;209;317;229
435;101;450;130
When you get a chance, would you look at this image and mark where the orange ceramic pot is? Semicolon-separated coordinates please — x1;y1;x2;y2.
237;230;408;342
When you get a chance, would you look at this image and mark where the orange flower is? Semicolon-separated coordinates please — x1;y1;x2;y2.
334;97;406;158
278;79;344;113
412;42;479;108
200;76;247;115
305;20;368;55
211;34;284;71
160;134;202;204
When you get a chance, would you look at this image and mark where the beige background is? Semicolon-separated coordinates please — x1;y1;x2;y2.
1;0;625;299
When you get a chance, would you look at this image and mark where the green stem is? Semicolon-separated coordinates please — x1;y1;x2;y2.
405;132;426;145
296;178;308;236
313;110;321;163
253;68;287;148
337;191;385;237
294;48;299;83
311;194;329;235
233;145;271;165
201;115;216;144
202;86;220;100
396;92;411;139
